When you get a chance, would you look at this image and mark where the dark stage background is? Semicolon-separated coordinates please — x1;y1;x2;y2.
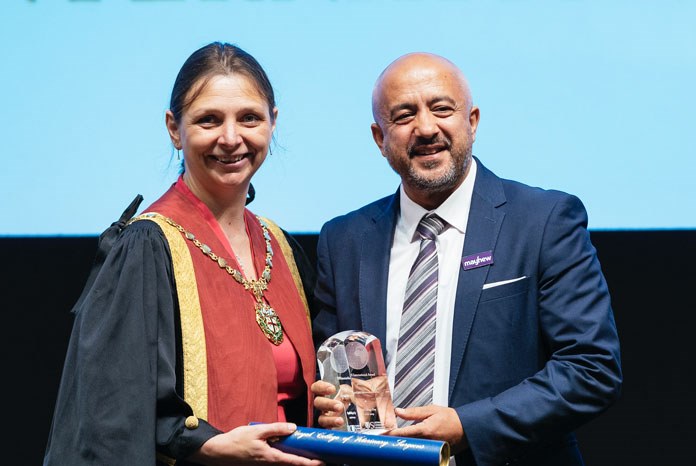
3;230;694;465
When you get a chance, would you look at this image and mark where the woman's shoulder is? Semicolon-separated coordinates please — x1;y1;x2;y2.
116;216;169;246
96;215;172;265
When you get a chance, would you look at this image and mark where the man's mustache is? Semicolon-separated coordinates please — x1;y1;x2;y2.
407;136;451;156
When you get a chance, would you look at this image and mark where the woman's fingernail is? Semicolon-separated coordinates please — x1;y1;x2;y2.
286;423;297;431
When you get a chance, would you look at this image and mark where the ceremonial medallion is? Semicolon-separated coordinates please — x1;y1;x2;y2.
255;302;284;345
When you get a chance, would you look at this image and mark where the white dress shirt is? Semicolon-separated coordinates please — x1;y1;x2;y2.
386;158;478;407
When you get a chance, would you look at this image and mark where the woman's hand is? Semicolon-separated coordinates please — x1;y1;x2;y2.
189;422;324;466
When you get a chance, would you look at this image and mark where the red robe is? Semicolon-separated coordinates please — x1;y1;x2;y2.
146;178;316;431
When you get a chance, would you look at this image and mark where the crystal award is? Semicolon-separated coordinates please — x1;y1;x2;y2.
317;330;396;434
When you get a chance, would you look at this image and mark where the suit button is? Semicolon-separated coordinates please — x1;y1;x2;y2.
185;416;199;429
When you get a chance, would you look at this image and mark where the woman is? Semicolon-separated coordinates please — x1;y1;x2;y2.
44;42;322;466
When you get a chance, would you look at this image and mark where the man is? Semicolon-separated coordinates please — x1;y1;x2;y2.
311;52;622;466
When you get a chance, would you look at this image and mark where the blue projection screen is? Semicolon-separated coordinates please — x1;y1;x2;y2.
2;0;695;235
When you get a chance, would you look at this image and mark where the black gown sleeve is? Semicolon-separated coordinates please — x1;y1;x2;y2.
282;230;318;321
44;220;219;466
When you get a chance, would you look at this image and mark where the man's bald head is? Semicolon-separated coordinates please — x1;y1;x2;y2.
371;53;473;124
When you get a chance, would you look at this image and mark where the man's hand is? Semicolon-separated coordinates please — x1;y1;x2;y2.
388;405;468;454
311;381;345;428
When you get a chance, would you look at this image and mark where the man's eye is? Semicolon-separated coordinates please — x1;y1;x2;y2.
433;106;454;115
393;113;414;123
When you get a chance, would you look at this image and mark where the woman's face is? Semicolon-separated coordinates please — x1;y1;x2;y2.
166;73;276;200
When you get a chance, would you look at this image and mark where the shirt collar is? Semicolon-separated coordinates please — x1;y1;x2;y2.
399;157;477;242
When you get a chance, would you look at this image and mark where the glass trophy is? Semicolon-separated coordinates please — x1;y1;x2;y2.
317;330;396;434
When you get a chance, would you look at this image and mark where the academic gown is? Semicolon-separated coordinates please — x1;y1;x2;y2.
43;183;317;466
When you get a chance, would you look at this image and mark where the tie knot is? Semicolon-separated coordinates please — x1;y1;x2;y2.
416;214;447;241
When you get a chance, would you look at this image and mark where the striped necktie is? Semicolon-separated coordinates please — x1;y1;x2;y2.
393;213;447;426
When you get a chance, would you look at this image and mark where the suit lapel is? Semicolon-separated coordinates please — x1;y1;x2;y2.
449;159;506;400
358;193;399;348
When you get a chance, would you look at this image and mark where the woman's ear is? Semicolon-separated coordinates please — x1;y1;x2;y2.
165;110;181;149
271;106;278;133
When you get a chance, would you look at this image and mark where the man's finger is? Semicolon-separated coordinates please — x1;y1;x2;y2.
388;424;425;438
313;396;343;413
317;414;345;428
395;405;434;420
310;380;336;396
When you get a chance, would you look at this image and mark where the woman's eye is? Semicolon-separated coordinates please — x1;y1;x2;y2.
241;114;261;124
196;115;218;125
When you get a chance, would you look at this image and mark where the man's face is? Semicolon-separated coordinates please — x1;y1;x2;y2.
371;55;479;208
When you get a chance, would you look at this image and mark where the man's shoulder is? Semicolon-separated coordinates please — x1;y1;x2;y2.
478;161;579;209
473;162;586;231
475;157;576;205
501;177;576;205
495;176;588;230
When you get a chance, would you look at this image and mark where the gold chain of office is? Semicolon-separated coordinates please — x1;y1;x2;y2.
139;212;284;345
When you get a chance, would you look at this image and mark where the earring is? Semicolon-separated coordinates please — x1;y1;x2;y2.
177;149;181;160
269;146;273;156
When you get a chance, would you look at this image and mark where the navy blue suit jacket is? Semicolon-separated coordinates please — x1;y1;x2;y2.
313;158;622;466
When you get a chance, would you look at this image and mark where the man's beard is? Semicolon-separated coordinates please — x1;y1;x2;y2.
386;135;473;193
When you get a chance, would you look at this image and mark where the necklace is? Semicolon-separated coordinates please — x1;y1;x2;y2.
141;212;284;345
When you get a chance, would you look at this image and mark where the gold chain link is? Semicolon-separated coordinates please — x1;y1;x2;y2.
137;213;273;302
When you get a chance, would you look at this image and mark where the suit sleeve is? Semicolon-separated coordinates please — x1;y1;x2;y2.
457;194;622;466
43;222;219;466
311;223;341;350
